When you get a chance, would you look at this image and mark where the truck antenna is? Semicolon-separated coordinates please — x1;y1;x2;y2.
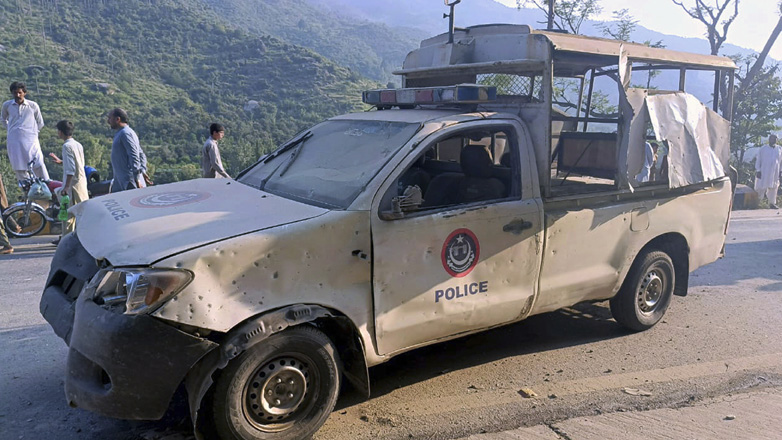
444;0;461;44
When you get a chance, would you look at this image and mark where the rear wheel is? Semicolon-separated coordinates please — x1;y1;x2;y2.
211;326;341;440
3;205;47;238
610;250;675;331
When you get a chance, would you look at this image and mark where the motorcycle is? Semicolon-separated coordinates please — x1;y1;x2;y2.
2;160;111;238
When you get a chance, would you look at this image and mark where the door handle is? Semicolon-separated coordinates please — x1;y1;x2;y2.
503;219;533;235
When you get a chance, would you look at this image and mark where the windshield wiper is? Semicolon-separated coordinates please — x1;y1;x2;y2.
236;131;312;180
257;132;313;190
262;131;312;164
277;133;311;177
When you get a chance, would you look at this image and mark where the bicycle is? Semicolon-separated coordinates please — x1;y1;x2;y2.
2;159;63;238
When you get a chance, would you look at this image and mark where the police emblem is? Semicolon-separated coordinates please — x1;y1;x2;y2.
130;191;211;208
441;228;480;277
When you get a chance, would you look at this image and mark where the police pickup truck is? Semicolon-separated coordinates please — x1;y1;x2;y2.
40;24;734;440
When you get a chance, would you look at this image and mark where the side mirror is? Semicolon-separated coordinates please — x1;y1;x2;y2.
379;185;424;220
380;197;405;220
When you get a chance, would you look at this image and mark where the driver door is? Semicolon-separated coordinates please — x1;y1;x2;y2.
370;121;544;355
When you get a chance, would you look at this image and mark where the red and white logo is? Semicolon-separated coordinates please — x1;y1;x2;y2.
130;191;211;208
441;228;480;277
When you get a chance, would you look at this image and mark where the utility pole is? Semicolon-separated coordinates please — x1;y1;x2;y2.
547;0;554;31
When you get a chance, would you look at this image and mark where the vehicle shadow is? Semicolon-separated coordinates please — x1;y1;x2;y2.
2;235;58;260
336;300;626;409
689;239;782;288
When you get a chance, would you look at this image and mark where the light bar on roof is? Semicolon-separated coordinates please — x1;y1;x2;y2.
362;84;497;108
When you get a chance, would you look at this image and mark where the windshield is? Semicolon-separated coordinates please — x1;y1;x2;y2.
239;119;420;209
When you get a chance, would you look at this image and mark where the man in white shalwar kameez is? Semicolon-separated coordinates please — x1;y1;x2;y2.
754;134;782;209
1;81;49;182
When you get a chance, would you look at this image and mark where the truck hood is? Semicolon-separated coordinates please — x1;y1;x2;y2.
73;179;329;266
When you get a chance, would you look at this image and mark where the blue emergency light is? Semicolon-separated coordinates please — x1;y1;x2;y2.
362;84;497;108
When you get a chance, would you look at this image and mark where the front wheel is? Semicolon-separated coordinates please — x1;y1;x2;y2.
3;204;47;238
211;326;341;440
610;250;675;332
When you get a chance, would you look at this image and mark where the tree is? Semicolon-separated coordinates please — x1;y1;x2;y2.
598;8;637;41
671;0;739;56
517;0;602;35
672;1;782;184
730;58;782;183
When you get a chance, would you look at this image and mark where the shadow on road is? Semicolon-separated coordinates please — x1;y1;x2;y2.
336;301;626;409
689;239;782;288
2;243;57;260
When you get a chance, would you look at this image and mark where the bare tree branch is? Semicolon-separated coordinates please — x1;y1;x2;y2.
671;0;739;55
737;15;782;96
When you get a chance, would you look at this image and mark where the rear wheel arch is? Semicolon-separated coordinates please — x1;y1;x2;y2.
638;233;690;297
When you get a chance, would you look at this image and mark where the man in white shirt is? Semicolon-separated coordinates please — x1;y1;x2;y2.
49;120;89;236
201;123;230;178
1;81;49;181
754;134;782;209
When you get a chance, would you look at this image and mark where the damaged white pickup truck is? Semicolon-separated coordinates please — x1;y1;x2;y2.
40;24;735;440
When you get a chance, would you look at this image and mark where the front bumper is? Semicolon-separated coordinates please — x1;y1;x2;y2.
39;233;218;420
65;294;217;419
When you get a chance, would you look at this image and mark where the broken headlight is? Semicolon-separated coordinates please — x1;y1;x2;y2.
88;268;193;315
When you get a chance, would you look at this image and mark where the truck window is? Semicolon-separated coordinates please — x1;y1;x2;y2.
380;126;519;216
238;119;420;209
549;71;621;195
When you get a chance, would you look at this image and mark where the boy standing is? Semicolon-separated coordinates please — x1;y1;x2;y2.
49;120;89;236
201;123;230;178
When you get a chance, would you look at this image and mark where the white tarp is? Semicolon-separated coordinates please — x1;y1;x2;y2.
645;92;729;188
619;88;650;191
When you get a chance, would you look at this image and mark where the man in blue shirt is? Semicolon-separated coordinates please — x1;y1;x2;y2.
107;108;143;192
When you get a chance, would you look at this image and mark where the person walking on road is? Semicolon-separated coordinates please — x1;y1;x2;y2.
48;120;89;237
106;108;143;192
1;81;49;181
201;123;230;178
0;216;12;254
754;134;782;209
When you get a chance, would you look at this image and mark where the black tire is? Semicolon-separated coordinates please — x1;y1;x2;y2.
211;326;341;440
3;205;47;238
610;250;675;332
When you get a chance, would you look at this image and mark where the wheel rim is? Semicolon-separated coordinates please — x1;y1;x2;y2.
637;265;668;314
6;208;46;237
243;356;314;432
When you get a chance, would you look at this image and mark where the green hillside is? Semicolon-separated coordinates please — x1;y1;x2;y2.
202;0;426;84
0;0;375;198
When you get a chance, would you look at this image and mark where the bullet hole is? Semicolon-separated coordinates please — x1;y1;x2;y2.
273;271;279;279
253;262;260;267
198;296;203;301
232;280;237;285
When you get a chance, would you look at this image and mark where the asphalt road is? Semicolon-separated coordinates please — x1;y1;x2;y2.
1;209;781;440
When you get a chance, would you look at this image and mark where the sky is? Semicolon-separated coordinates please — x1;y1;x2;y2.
495;0;782;61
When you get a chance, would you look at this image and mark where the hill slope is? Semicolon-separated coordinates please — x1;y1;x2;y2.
202;0;427;84
0;0;374;189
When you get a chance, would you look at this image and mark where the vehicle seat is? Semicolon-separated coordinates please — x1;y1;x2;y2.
398;156;431;195
456;144;506;203
422;145;505;208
